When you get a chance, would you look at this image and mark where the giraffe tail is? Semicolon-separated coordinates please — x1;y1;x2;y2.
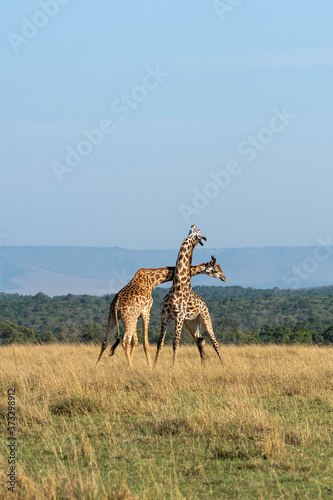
96;337;107;365
96;298;119;365
109;308;121;356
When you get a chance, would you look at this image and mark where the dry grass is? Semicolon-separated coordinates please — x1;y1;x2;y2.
1;343;333;499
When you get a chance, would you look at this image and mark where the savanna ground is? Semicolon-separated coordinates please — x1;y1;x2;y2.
0;343;333;499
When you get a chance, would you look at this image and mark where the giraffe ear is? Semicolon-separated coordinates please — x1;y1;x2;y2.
211;255;216;265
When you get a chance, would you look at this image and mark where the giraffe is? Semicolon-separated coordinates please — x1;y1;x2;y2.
154;225;225;367
96;256;226;368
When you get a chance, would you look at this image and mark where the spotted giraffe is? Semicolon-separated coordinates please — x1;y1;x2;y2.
154;225;225;366
96;256;226;368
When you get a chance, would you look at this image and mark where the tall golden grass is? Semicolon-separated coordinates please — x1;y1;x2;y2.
1;343;333;499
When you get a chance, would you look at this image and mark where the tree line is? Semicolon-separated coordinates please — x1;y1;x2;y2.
1;286;333;346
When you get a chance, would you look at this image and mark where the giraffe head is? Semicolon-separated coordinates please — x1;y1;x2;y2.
188;224;207;246
204;255;226;282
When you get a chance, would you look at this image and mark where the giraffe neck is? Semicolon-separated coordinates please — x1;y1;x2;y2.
145;267;175;289
134;263;207;292
190;262;206;277
172;237;197;293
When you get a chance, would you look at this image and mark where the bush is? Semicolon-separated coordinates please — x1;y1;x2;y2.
0;320;37;345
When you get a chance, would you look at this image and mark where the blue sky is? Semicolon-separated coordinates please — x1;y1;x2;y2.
1;0;332;249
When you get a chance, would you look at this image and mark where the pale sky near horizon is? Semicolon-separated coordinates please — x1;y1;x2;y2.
1;1;332;250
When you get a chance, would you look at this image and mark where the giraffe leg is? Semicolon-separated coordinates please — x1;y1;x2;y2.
141;311;151;367
109;306;122;356
129;332;138;362
185;318;206;364
96;310;116;364
199;305;224;366
121;318;136;368
122;333;133;368
173;315;185;366
154;307;169;366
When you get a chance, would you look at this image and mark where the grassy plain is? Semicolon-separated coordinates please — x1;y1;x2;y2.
0;343;333;499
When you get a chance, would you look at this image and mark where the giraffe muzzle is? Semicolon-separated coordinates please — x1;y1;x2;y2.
198;236;207;246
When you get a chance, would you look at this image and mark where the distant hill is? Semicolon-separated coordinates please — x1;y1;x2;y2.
0;245;332;296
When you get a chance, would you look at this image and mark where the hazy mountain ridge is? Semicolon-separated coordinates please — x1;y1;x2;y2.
0;245;332;296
